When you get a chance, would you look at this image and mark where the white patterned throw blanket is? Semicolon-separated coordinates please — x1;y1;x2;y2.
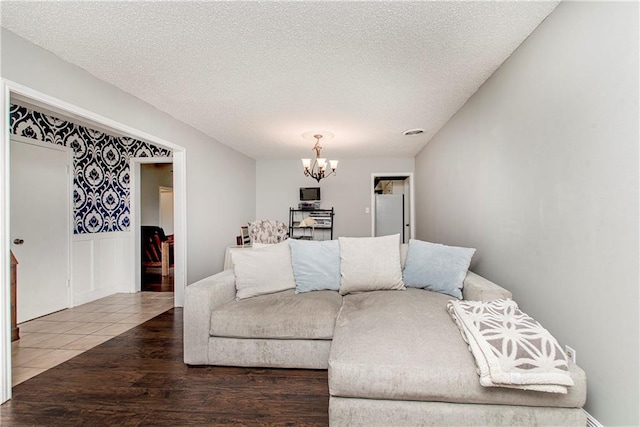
447;299;574;393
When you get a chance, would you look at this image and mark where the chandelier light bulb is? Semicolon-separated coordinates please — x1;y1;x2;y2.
300;131;339;182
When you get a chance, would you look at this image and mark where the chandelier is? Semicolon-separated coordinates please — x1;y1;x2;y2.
301;132;338;182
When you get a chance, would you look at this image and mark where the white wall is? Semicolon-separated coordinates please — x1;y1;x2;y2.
414;2;638;425
1;29;256;282
72;232;132;306
141;163;172;227
256;158;414;238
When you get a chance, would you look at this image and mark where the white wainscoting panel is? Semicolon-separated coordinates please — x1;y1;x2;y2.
72;231;133;306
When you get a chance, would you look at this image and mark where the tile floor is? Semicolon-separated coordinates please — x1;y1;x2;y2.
11;292;174;386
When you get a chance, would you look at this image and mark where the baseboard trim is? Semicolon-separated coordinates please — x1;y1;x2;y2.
584;409;603;427
73;288;118;306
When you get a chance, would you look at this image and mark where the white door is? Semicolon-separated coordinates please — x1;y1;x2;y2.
10;139;70;323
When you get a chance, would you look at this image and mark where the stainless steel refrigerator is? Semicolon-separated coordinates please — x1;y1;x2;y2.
375;194;405;243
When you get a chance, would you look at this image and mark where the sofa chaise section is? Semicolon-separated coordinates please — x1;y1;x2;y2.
328;288;587;426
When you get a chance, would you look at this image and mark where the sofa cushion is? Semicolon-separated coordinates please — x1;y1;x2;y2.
210;289;342;339
232;240;296;300
208;337;332;369
328;289;586;408
289;239;341;293
402;239;475;299
338;234;405;295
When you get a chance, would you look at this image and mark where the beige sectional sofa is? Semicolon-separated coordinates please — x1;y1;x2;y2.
184;242;587;426
184;270;340;369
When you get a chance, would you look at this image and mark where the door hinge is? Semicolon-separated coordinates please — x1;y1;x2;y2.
67;279;71;288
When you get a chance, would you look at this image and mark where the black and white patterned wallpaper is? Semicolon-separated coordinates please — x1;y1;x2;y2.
10;104;172;234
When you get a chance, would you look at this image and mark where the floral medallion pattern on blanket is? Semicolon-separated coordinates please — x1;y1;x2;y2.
447;298;574;393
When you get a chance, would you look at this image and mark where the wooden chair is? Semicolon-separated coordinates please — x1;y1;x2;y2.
142;226;174;276
240;226;251;247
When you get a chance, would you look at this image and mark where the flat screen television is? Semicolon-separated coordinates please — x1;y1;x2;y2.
299;187;321;201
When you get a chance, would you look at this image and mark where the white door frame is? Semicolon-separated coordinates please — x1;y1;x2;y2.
10;134;74;314
370;172;415;241
131;157;173;293
0;79;188;404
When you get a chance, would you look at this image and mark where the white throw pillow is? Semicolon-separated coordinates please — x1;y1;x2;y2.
232;240;296;299
338;234;405;295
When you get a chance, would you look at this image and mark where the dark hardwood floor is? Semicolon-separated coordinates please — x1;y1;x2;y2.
142;269;174;292
1;308;330;426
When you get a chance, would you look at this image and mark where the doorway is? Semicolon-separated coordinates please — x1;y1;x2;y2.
10;136;72;322
371;173;415;243
1;81;188;404
140;163;174;292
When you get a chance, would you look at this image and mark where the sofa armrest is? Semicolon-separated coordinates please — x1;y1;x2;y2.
462;271;512;301
184;269;236;365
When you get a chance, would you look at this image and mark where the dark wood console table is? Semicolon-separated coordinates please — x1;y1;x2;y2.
11;251;19;341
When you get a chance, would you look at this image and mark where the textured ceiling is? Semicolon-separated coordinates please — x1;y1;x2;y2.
1;1;558;160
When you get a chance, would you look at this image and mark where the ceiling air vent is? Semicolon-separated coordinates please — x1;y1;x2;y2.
402;128;425;136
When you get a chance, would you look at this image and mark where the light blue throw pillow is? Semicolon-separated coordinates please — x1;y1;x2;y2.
289;239;341;293
402;239;476;299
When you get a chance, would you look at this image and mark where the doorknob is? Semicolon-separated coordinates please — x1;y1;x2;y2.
13;239;24;245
